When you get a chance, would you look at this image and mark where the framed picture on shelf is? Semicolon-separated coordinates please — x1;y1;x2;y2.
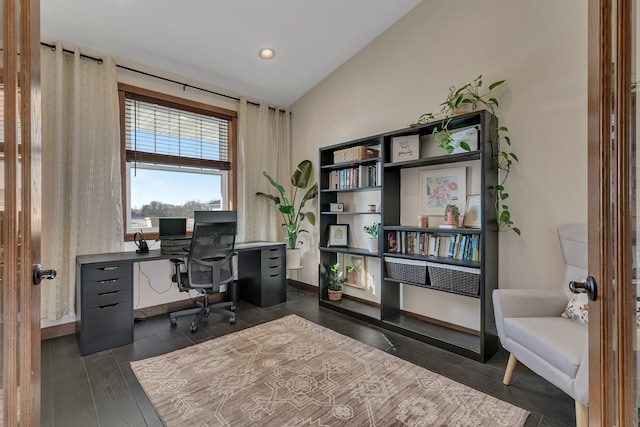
391;135;420;162
462;194;482;228
328;224;348;247
419;167;467;216
449;126;479;154
339;253;366;289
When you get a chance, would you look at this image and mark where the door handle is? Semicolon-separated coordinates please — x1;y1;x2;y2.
569;276;598;301
33;264;57;285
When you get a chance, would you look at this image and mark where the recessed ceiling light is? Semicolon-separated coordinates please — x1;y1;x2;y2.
259;48;275;59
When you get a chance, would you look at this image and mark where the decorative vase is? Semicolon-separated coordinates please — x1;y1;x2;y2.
286;248;302;270
328;288;343;301
366;238;378;253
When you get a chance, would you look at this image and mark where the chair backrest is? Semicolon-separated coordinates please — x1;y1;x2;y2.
557;223;588;297
187;221;237;289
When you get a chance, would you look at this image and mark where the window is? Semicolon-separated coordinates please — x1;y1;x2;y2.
119;83;237;239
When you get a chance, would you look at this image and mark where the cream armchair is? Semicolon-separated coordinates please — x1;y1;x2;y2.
493;224;589;427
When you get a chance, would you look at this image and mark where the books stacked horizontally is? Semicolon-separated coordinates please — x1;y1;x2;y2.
158;217;190;255
160;237;191;255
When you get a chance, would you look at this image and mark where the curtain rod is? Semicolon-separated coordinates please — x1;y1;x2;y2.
40;41;282;111
41;41;104;64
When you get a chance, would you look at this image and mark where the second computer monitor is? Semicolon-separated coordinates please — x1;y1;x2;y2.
194;210;237;225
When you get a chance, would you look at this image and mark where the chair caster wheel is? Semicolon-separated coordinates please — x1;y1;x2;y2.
170;318;177;326
190;322;197;332
229;317;236;325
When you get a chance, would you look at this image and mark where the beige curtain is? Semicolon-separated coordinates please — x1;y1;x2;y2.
40;43;124;321
237;98;291;244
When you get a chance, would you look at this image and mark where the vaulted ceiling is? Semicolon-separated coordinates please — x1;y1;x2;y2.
41;1;422;106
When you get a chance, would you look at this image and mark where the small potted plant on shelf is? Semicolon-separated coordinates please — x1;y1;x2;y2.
363;222;378;253
327;263;353;301
443;204;461;227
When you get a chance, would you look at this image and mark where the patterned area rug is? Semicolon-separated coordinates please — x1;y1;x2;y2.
131;315;529;426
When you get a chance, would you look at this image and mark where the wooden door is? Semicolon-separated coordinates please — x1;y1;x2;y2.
587;0;637;424
1;0;43;425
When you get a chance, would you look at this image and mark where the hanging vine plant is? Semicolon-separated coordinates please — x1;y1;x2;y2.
410;75;520;235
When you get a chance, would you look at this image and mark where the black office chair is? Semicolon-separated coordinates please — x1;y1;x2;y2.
169;222;237;332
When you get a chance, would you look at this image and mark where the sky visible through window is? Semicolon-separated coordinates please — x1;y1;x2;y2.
130;168;222;208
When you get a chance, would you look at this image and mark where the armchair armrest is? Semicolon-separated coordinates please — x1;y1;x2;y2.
493;289;570;346
493;289;569;319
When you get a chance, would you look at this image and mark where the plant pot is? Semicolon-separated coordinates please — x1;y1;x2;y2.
328;288;343;301
286;248;302;269
366;238;378;253
445;211;455;225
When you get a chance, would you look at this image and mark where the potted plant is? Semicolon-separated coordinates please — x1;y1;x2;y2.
256;159;318;269
410;75;520;235
443;204;460;227
363;222;378;253
327;263;354;301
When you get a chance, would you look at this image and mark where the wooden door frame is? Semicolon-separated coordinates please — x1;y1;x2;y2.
1;0;41;424
587;0;636;424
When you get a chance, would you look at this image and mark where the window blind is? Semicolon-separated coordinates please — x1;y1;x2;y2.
124;96;230;170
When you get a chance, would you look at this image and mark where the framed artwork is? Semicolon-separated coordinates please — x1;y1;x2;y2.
391;135;420;162
420;167;467;216
462;194;482;228
340;253;366;289
328;224;348;247
449;126;479;154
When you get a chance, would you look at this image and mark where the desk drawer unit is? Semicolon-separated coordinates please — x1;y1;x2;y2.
238;245;285;307
76;261;133;355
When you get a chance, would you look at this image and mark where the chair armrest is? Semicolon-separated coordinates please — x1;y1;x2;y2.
493;289;569;319
493;289;570;347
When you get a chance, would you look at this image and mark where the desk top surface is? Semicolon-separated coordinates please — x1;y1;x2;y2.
77;241;284;266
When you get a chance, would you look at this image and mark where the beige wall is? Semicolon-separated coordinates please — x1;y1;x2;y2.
291;0;588;299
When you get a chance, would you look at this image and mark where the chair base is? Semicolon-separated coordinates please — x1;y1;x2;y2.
169;295;236;332
575;401;588;427
502;352;588;427
503;353;518;385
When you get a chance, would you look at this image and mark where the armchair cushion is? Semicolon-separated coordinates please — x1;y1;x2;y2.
504;317;587;377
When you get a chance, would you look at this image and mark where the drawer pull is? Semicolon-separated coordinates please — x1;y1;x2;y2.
268;248;279;252
269;265;278;269
101;266;118;271
99;303;118;309
98;279;118;284
97;291;119;296
270;274;279;278
269;257;279;260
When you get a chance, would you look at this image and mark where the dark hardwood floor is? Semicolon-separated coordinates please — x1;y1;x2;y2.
41;286;574;426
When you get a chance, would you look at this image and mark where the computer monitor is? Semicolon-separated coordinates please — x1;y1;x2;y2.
158;217;187;238
194;210;237;225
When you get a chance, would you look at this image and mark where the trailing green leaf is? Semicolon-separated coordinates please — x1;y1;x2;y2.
409;75;520;235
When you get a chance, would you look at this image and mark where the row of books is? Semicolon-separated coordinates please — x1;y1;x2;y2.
328;163;380;189
386;231;480;262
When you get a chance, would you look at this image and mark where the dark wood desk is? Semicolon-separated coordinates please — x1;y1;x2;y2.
76;241;285;355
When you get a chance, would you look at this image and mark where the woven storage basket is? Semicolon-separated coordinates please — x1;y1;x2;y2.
426;262;480;295
384;257;427;284
333;146;379;164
